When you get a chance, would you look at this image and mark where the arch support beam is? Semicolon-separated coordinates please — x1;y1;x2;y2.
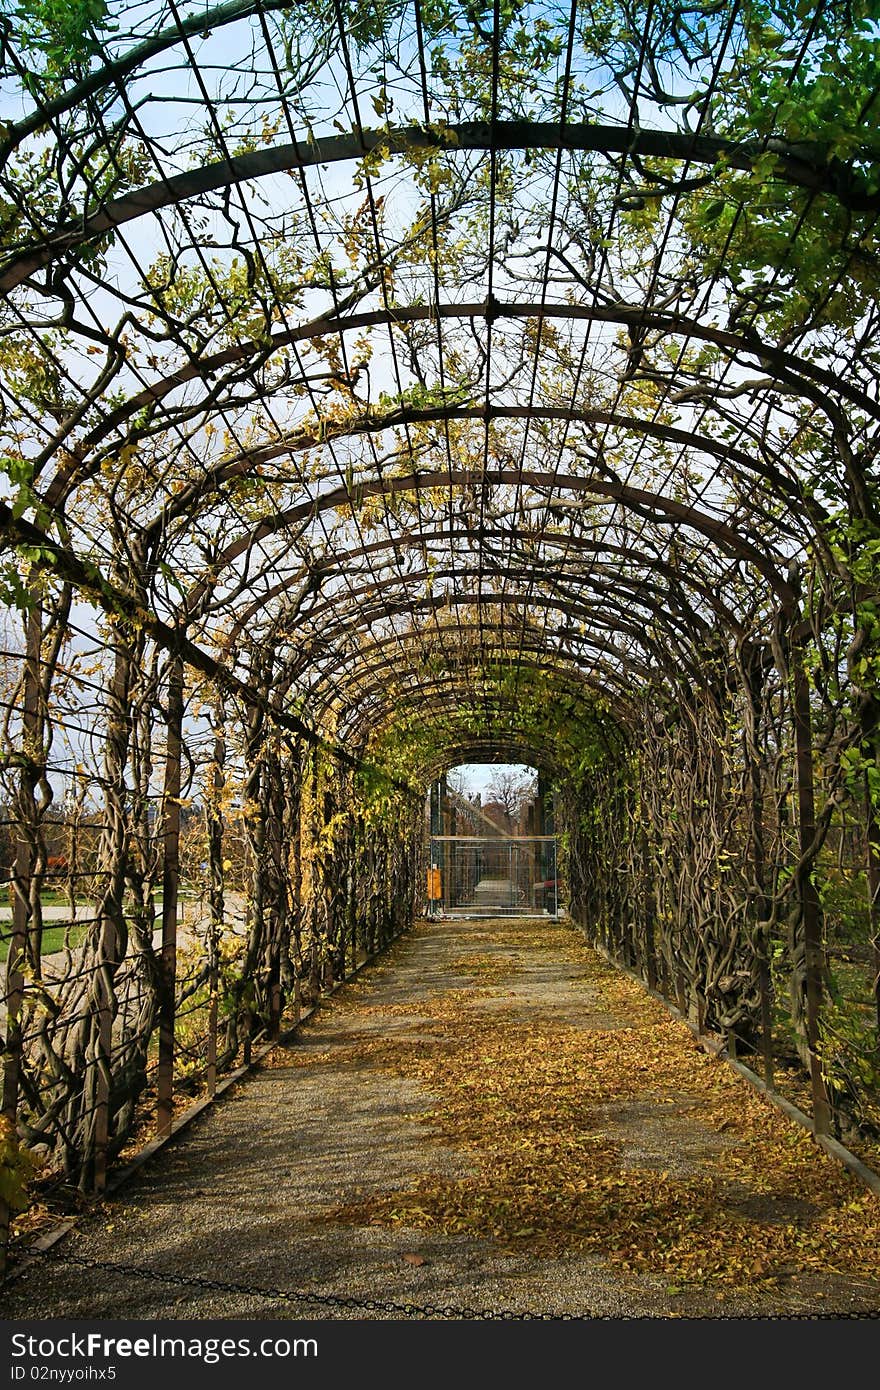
3;122;876;290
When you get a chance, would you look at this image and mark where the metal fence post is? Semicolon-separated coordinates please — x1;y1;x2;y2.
793;646;832;1135
157;655;183;1139
1;599;42;1271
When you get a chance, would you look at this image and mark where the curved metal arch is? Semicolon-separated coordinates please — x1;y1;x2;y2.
284;612;657;712
326;668;645;747
266;600;655;690
330;667;638;745
278;561;713;651
292;594;690;712
345;685;622;774
179;463;797;619
279;603;705;723
173;416;812;603
320;632;638;702
357;700;594;769
0;496;406;781
278;621;663;713
398;739;574;786
7;122;877;292
224;520;749;653
51;299;874;510
413;740;566;787
43;384;816;547
304;648;650;733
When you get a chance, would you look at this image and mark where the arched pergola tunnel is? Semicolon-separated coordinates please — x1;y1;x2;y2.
1;0;880;1265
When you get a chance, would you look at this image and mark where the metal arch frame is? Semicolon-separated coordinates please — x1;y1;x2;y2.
336;682;624;774
283;624;660;713
6;121;880;293
275;561;713;650
42;366;833;529
218;521;750;650
326;669;638;748
303;629;656;714
0;0;872;1197
206;519;749;725
277;606;708;709
1;451;786;752
36;300;871;517
0;6;857;784
0;497;414;788
290;594;705;714
0;459;794;752
174;463;797;617
346;699;606;770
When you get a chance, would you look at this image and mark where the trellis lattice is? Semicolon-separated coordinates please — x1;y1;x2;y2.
1;0;879;1267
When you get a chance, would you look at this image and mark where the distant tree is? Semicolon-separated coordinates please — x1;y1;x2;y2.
445;769;467;799
484;768;537;826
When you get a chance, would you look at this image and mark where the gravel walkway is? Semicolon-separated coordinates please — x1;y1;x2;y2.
6;915;880;1320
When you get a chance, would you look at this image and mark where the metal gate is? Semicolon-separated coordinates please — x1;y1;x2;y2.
427;836;558;917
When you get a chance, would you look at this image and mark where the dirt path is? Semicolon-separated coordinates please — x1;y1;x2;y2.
7;916;880;1319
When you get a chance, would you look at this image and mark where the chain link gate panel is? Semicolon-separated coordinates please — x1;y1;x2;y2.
427;836;558;917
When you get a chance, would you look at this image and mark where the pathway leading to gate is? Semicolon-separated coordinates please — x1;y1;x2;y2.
8;916;880;1319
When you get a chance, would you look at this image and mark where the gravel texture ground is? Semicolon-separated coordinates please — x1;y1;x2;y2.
6;915;880;1321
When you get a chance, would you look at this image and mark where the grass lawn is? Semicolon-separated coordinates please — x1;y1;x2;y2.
0;898;170;964
0;921;88;964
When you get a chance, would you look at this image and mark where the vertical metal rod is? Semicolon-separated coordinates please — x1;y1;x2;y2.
205;695;225;1100
640;823;657;989
759;955;774;1089
157;655;183;1140
860;702;880;1048
206;972;218;1098
269;744;288;1030
86;624;131;1194
743;645;775;1089
0;599;41;1273
92;971;113;1194
269;978;282;1037
867;792;880;1050
792;647;832;1135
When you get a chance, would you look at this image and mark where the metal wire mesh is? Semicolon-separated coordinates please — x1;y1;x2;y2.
428;836;558;917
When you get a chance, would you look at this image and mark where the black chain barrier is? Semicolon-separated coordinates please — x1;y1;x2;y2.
10;1245;572;1320
7;1243;880;1320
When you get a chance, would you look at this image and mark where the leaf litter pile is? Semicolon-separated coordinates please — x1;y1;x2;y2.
292;919;880;1297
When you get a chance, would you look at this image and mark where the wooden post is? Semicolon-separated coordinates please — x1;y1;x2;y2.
792;647;832;1135
157;655;183;1139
